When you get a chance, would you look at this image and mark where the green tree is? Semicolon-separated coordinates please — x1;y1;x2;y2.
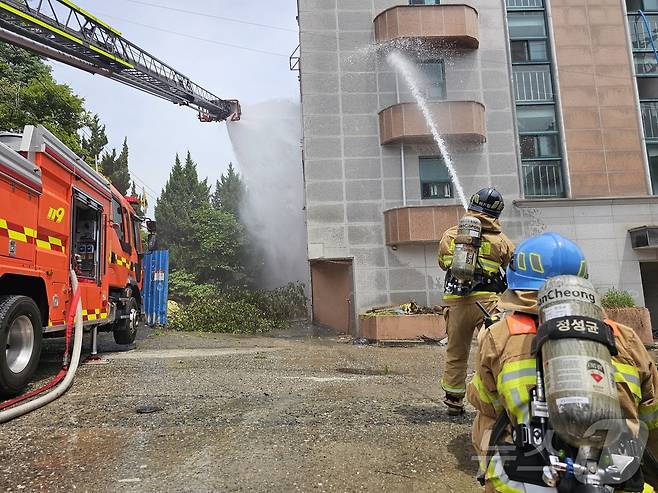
212;162;244;217
0;42;87;157
100;137;131;195
155;152;210;270
184;205;246;288
81;113;108;167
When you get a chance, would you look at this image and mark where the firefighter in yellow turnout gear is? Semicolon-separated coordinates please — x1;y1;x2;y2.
467;233;658;493
439;188;515;415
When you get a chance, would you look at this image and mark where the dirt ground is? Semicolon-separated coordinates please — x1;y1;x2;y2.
0;325;483;493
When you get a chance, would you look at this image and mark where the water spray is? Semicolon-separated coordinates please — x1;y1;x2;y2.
387;51;468;210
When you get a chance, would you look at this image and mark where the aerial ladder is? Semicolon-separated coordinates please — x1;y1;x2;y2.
0;0;240;122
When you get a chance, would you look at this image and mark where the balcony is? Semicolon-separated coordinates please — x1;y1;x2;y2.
384;205;462;246
379;101;486;146
522;161;566;199
374;4;479;50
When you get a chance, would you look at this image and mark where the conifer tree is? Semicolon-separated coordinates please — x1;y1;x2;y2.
211;162;244;217
155;152;210;270
81;114;108;167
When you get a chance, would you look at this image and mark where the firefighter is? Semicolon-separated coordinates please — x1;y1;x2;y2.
438;187;515;415
467;232;658;493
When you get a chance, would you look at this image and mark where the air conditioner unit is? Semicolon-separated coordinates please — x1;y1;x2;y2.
628;226;658;249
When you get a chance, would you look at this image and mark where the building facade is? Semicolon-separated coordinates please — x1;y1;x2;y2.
297;0;658;334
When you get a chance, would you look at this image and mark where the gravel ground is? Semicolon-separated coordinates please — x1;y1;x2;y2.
0;325;484;492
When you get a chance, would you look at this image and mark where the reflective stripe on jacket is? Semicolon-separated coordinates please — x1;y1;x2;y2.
467;290;658;492
438;211;514;305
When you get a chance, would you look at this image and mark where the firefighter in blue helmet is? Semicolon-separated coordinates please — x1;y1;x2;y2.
467;232;658;492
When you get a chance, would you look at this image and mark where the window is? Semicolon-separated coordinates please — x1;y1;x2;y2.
507;1;565;198
638;77;658;98
508;12;547;38
635;53;658;75
627;0;658;11
644;143;658;197
410;0;440;4
418;61;446;100
510;40;548;63
520;135;560;159
112;197;126;243
516;105;557;133
419;157;452;199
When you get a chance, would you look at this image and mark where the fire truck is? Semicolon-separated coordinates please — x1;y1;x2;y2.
0;125;152;396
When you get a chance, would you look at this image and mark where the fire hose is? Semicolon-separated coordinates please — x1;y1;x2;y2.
0;270;83;423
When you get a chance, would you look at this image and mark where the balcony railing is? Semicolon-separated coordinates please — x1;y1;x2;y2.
629;13;658;51
642;101;658;139
513;67;553;102
522;161;565;198
506;0;544;7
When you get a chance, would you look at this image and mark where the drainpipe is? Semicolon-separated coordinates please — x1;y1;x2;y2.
395;70;407;206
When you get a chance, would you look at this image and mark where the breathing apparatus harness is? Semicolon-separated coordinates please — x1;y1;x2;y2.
478;277;647;493
444;216;507;297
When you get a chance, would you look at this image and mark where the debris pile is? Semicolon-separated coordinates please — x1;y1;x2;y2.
363;301;443;317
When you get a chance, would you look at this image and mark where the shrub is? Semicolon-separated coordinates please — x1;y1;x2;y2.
601;288;636;309
169;295;272;334
168;269;218;303
168;283;308;334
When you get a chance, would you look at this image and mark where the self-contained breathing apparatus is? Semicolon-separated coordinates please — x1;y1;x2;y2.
444;215;506;297
486;275;647;493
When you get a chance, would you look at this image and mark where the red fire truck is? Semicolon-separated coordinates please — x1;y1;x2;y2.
0;125;151;396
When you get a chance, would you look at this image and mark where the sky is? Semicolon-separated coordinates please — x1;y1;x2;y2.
49;0;300;209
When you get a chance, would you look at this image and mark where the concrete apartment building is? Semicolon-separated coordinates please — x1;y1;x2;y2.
297;0;658;334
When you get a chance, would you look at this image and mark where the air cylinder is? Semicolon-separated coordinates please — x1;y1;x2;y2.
451;215;482;282
538;275;622;448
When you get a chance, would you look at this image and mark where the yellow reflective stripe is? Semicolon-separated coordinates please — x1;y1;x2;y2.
48;236;63;247
441;379;466;395
479;257;502;273
471;374;502;411
498;359;536;424
8;229;27;242
442;291;497;300
487;455;525;493
57;0;122;35
619;485;656;493
479;241;492;256
0;218;6;229
36;239;51;250
639;402;658;430
613;361;642;402
89;44;134;68
0;2;83;45
0;1;133;68
23;227;37;238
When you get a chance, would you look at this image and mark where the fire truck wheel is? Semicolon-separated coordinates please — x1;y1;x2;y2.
113;297;138;345
0;295;43;397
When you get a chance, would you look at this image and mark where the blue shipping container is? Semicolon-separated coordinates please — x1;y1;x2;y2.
142;250;169;327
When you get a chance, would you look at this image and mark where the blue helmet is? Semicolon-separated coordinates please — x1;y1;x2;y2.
507;232;588;291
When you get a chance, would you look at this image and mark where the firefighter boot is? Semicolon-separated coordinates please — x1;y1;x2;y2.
444;393;465;416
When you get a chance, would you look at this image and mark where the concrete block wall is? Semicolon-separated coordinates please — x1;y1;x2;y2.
300;0;522;315
519;200;658;307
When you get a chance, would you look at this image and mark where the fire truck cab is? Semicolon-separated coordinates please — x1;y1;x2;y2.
0;125;148;396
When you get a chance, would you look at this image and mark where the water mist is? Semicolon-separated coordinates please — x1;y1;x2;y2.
227;100;308;289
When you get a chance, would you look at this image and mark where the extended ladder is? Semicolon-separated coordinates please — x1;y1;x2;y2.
0;0;240;122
